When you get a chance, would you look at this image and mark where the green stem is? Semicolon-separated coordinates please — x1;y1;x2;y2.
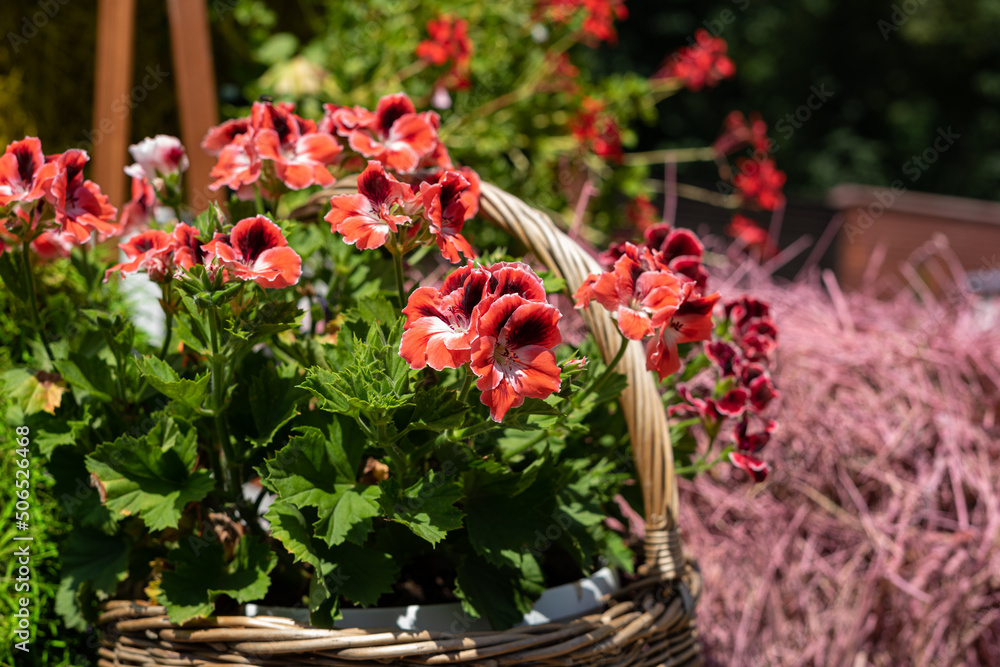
391;247;407;308
208;308;239;499
457;368;474;403
623;146;718;167
578;335;629;404
159;283;174;359
254;186;265;216
22;240;54;362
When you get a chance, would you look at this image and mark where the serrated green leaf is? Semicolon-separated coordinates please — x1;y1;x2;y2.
264;500;321;569
464;481;554;569
378;471;464;545
412;386;469;431
455;552;545;630
159;537;276;624
247;367;301;448
262;423;377;545
134;355;210;409
85;415;213;531
313;542;399;609
53;358;113;403
56;529;130;630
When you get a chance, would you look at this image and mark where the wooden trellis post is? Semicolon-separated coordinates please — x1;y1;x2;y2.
91;0;219;212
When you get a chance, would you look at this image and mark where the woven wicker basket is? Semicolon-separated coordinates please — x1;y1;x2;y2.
96;182;703;666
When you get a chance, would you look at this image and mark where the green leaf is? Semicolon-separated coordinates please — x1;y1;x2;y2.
56;529;130;630
36;404;93;458
134;355;210;409
314;542;398;608
264;501;321;569
378;471;464;545
464;480;554;569
455;552;545;629
85;415;214;531
159;537;276;624
246;366;301;448
261;423;377;545
412;386;469;431
53;358;113;403
0;252;26;301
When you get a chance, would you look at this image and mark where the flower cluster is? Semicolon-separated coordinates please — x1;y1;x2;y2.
204;99;342;195
400;261;562;422
321;92;450;174
569;97;623;163
733;157;787;211
672;296;780;481
655;29;736;91
714;111;770;156
416;15;473;92
576;223;719;381
537;0;628;44
0;137;118;248
106;215;301;289
319;93;480;264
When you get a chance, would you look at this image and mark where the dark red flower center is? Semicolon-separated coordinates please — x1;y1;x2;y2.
14;145;37;184
237;221;279;263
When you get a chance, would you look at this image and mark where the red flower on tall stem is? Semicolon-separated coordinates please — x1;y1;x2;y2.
655;29;735;91
416;16;473;90
202;216;301;289
470;294;562;422
325;161;414;250
0;137;57;206
570;97;623;162
733;158;786;211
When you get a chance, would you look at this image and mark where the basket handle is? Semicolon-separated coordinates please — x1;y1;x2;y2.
477;183;683;579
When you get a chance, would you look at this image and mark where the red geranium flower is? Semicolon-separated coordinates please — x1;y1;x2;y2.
256;129;342;190
570;97;623;163
485;261;547;302
733;158;786;211
48;150;118;243
418;170;476;263
646;283;721;380
399;262;492;370
713;111;770;156
202;216;301;289
655;29;735;91
538;0;628;44
416;15;473;90
344;94;438;174
325;161;414;250
201;117;251;156
209;134;261;193
470;294;562;422
105;229;175;282
118;176;158;235
171;222;207;271
31;230;76;261
0;137;57;206
575;244;682;341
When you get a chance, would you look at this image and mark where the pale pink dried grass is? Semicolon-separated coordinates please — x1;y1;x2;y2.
682;236;1000;666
